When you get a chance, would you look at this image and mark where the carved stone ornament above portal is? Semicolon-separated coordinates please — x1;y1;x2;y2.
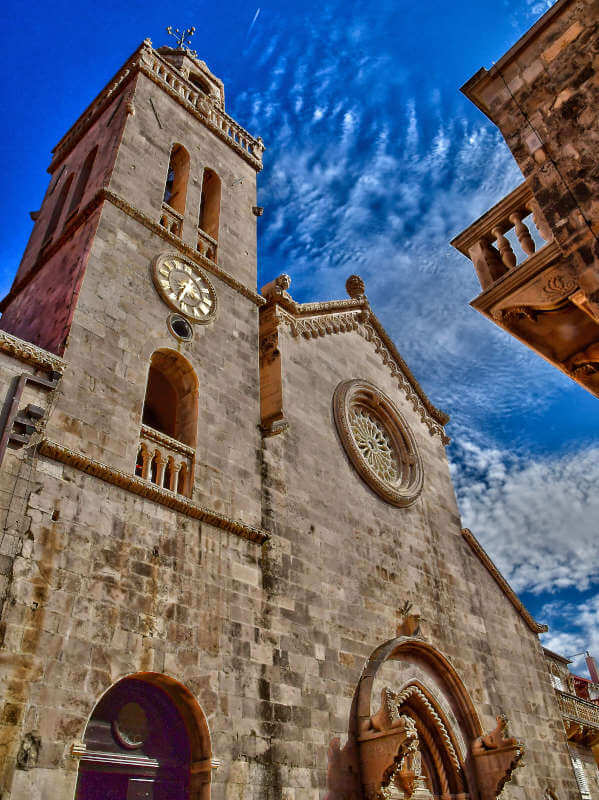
471;715;525;800
152;252;217;323
333;379;423;507
358;688;422;800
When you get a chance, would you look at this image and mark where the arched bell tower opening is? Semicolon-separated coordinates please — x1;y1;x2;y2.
74;673;212;800
136;349;198;496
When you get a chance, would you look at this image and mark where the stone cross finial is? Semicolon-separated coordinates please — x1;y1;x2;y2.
166;26;198;56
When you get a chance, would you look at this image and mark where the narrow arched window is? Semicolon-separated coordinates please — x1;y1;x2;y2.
198;168;221;241
44;173;73;243
138;350;198;497
163;144;190;216
67;146;98;217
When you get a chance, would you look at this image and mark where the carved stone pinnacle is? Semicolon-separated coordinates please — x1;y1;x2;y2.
346;274;366;299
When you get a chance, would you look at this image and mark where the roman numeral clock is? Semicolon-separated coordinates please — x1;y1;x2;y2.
152;253;217;324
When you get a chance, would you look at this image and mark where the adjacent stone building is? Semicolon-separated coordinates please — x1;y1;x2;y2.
0;27;591;800
452;0;599;397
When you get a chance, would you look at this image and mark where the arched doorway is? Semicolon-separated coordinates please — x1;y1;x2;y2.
75;674;212;800
355;637;481;799
353;637;524;799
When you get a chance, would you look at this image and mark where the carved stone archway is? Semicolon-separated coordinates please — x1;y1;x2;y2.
354;637;524;800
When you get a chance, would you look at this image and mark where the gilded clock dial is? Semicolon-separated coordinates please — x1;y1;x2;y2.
152;254;217;323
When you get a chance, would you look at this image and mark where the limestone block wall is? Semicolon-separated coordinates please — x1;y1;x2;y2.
0;454;265;800
40;202;262;526
254;324;580;799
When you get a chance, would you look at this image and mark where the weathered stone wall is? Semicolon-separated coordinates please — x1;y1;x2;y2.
0;315;582;799
254;323;580;799
42;202;262;525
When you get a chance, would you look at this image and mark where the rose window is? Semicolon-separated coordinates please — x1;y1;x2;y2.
350;408;401;484
333;379;423;507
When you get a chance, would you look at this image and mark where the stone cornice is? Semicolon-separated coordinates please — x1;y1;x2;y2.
0;330;66;373
0;188;265;312
461;528;547;634
51;47;142;171
39;439;269;545
50;40;263;174
272;302;449;443
460;0;573;118
103;189;265;306
138;50;263;172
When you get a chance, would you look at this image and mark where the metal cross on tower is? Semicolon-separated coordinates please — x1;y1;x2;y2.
165;26;197;56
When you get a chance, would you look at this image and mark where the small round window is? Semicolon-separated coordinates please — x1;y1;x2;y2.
333;379;423;507
112;702;149;749
167;313;193;342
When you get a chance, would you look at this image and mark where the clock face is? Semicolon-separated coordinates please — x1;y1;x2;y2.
152;254;217;323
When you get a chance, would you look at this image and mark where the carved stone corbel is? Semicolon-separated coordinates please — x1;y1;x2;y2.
358;688;420;800
261;273;292;304
471;716;524;800
492;305;538;324
565;339;599;378
570;288;599;324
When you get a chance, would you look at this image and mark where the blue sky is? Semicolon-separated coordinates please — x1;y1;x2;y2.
1;0;598;673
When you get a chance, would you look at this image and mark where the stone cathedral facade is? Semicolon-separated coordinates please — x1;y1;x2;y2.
0;30;588;800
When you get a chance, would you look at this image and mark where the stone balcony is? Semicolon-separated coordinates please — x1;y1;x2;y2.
135;424;194;497
196;227;217;262
451;180;599;397
557;690;599;748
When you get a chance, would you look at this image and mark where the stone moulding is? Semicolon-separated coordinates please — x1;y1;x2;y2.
38;439;269;545
273;304;449;444
0;329;66;373
0;187;266;313
104;189;265;307
333;379;424;508
50;40;263;173
461;528;547;633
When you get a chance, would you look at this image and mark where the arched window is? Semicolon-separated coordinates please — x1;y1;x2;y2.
198;168;221;240
44;173;73;243
138;350;198;496
189;73;210;94
67;146;98;216
163;143;190;216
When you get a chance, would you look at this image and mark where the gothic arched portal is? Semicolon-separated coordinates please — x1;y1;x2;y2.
355;637;483;799
74;673;212;800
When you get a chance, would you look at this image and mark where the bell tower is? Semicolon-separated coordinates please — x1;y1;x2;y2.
0;33;265;513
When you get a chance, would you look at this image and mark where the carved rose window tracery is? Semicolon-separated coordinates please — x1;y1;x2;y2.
334;379;423;507
350;407;401;484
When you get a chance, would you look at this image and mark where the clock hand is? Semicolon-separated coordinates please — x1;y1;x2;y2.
177;279;194;302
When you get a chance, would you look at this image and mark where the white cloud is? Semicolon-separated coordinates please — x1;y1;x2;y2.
541;595;599;677
452;434;599;595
